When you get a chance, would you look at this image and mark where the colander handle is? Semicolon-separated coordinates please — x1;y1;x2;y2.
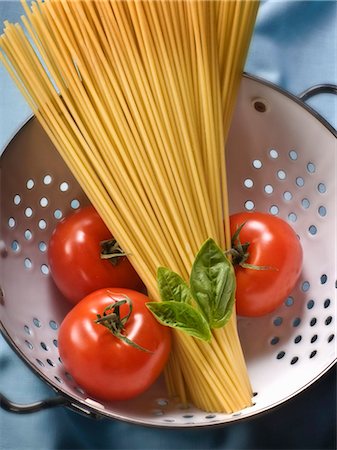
298;84;337;101
0;393;70;414
0;393;102;418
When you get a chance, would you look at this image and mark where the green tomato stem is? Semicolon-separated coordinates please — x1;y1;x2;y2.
100;239;126;266
228;222;277;271
95;297;152;353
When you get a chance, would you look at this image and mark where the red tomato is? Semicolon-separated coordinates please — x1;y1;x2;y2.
58;288;171;401
230;212;303;317
48;206;144;304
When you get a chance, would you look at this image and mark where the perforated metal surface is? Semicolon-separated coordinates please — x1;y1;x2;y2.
0;75;336;427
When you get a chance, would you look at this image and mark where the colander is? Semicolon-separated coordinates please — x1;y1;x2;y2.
0;74;336;428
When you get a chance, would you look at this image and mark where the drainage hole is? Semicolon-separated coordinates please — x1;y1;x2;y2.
307;162;316;173
289;150;298;160
317;183;326;194
244;178;254;188
26;179;35;189
71;199;81;209
301;198;310;209
24;258;33;269
294;335;302;344
40;197;49;207
13;194;21;205
276;351;285;360
293;317;301;327
324;298;331;308
252;159;263;169
33;318;41;327
24;208;33;218
283;191;293;201
40;342;49;351
273;317;283;326
277;170;286;180
25;340;33;350
269;149;279;159
8;217;16;228
308;225;317;235
302;281;310;292
24;230;33;240
269;205;279;215
49;320;58;330
307;299;315;309
24;325;31;335
318;206;327;217
60;182;69;192
43;175;52;185
296;177;305;187
244;200;255;211
270;336;279;345
11;240;20;252
39;242;47;252
38;219;47;230
288;212;297;222
54;209;63;220
325;316;333;326
320;274;328;284
285;296;294;307
264;184;273;194
41;264;49;275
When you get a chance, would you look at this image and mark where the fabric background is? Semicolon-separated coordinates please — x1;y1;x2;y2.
0;1;336;449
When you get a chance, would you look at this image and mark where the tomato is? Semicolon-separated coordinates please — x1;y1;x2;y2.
229;212;303;317
58;288;171;401
48;206;145;304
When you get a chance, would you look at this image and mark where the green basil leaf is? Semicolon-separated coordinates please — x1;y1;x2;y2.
157;267;192;303
219;285;236;327
190;238;236;328
146;301;212;342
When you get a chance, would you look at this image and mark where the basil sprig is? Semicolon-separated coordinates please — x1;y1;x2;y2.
146;238;235;342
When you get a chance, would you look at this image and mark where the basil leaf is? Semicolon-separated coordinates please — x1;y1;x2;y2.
219;285;236;326
190;238;236;328
146;301;211;342
157;267;192;303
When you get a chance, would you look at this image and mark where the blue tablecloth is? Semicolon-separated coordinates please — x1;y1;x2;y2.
1;1;336;449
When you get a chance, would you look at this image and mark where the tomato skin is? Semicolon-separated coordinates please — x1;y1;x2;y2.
230;212;303;317
48;206;144;304
58;288;171;401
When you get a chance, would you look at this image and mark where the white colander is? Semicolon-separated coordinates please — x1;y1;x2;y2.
0;74;336;427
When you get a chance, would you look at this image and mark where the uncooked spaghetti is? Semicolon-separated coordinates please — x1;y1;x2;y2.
0;0;259;412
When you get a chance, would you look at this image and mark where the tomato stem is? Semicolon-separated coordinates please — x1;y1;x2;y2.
228;222;276;271
100;239;126;266
95;295;153;353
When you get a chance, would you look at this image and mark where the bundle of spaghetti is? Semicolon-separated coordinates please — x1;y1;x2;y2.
0;0;259;412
